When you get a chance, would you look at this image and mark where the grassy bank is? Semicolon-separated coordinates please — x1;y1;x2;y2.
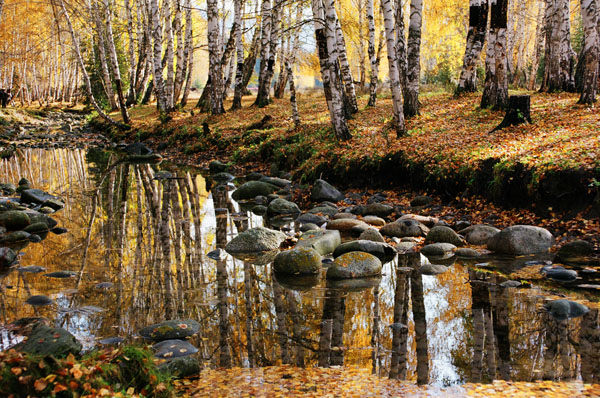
104;91;600;211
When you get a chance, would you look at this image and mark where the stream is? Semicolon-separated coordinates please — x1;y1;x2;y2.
0;143;598;386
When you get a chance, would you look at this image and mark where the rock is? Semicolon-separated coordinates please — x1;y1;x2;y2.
0;247;17;267
0;210;31;231
209;160;229;173
556;240;594;261
124;142;152;155
0;183;16;194
425;226;465;246
260;176;291;188
311;179;344;202
51;227;68;235
296;213;327;226
212;172;235;183
153;339;198;359
225;227;285;253
139;319;200;342
207;249;226;261
459;225;500;245
487;225;554;255
326;251;382;279
359;228;385;242
333;240;396;263
232;181;279;201
333;213;357;220
455;248;482;258
362;216;385;227
246;172;264;181
500;280;522;288
410;195;433;207
7;317;51;336
23;222;49;234
252;205;267;216
363;203;394;218
25;295;54;306
158;356;200;378
229;249;279;265
307;206;338;217
326;276;382;291
18;178;30;186
267;198;300;217
380;219;429;238
541;265;578;282
44;270;77;278
398;214;438;227
454;221;471;231
273;247;322;275
20;188;57;205
420;263;448;275
25;210;58;228
296;229;341;255
95;282;114;289
44;198;64;211
544;300;590;321
17;265;46;273
1;231;31;245
98;336;125;345
15;325;81;357
274;273;320;291
326;219;370;234
421;243;456;257
396;241;417;253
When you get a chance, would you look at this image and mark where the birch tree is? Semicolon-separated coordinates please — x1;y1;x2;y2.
207;0;225;114
231;0;244;109
404;0;423;117
456;0;489;94
255;0;273;107
366;0;379;106
481;0;509;109
540;0;575;92
150;0;169;112
578;0;599;104
334;13;359;113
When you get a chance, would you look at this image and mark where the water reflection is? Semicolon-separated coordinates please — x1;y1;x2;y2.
0;148;598;387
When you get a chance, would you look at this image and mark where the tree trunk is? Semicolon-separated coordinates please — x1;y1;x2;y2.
490;94;532;132
207;0;224;114
528;0;546;90
163;0;175;109
540;0;575;92
285;60;300;128
179;0;194;107
334;14;359;113
456;0;489;94
254;0;273;107
357;0;367;91
578;0;599;104
91;1;118;110
173;0;186;103
231;0;245;109
404;0;423;118
381;0;407;137
366;0;378;106
481;0;509;109
150;0;169;112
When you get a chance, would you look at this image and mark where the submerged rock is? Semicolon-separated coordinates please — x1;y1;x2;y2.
333;240;397;263
296;229;341;255
225;227;285;253
153;339;198;359
326;251;382;280
15;324;82;358
544;300;590;321
139;319;200;342
487;225;554;255
425;226;465;246
311;179;344;203
273;247;322;275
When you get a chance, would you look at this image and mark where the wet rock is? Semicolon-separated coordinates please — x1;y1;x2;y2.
380;219;429;238
421;243;456;257
0;183;16;194
124;142;152;155
23;222;49;234
260;176;291;188
95;282;114;289
326;218;370;234
410;195;433;207
500;280;522;288
98;336;125;345
420;263;448;275
555;240;594;262
455;248;482;258
267;198;300;217
363;203;394;218
425;226;465;246
229;249;279;265
153;339;198;359
299;223;319;232
246;172;264;181
44;270;78;278
17;265;46;273
544;300;590;321
51;227;68;235
359;228;385;242
311;179;344;203
487;225;554;255
20;188;57;205
209;160;229;173
25;210;58;228
326;276;382;291
454;220;471;231
225;227;285;253
44;198;64;211
158;356;200;378
541;265;578;282
398;214;438;227
207;248;227;261
15;325;82;358
0;247;17;267
333;212;357;220
396;241;417;253
273;247;322;275
251;205;267;216
333;240;396;263
25;295;54;306
1;230;31;245
326;251;382;279
231;181;279;201
307;206;338;217
0;210;31;231
8;317;51;336
459;225;500;245
362;216;385;227
296;229;341;255
139;319;200;342
212;172;235;183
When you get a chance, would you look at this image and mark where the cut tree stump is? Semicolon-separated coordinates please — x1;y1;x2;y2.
490;95;532;133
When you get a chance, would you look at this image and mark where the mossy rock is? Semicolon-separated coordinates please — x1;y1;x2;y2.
158;356;200;378
15;325;81;358
296;229;341;255
139;319;200;342
326;251;382;280
273;247;321;275
0;210;31;231
231;181;279;201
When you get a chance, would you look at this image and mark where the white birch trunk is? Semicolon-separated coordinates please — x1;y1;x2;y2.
150;0;169;112
404;0;423;117
286;60;300;127
481;0;508;109
163;0;175;109
456;0;489;94
207;0;224;114
173;0;186;102
255;0;273;107
366;0;379;106
528;0;546;90
542;0;574;92
334;13;359;113
579;0;599;104
91;1;117;110
232;0;245;109
180;0;194;107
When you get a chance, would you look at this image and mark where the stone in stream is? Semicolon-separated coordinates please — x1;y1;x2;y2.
24;222;49;234
25;295;54;306
207;248;227;261
555;240;594;262
326;218;370;235
98;336;125;345
396;241;417;254
487;225;554;255
139;319;200;342
1;231;31;245
8;317;51;335
500;280;522;288
307;206;338;217
296;229;341;255
274;273;320;291
246;172;264;181
252;205;267;216
380;219;429;238
43;198;65;211
225;227;286;253
311;179;344;203
333;212;357;220
267;198;301;217
362;216;386;227
420;263;449;275
540;265;578;282
229;250;279;266
231;181;279;201
410;195;433;207
362;203;394;218
0;183;16;194
44;270;78;278
544;300;590;321
398;214;439;227
326;251;382;280
359;227;385;242
95;282;114;289
260;176;291;188
158;356;200;378
20;188;57;205
421;243;456;257
299;223;319;232
124;142;152;155
0;247;17;267
51;227;68;235
212;172;235;183
153;339;199;359
333;240;397;263
454;248;483;258
0;210;31;231
14;324;82;358
16;265;46;273
459;225;501;245
273;247;322;275
425;226;465;246
209;160;229;174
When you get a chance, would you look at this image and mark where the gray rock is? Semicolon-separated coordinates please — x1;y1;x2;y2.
20;188;57;205
44;198;64;211
231;181;279;201
252;205;267;216
273;247;322;275
246;172;264;180
296;229;341;255
396;241;417;253
421;243;456;257
541;265;578;282
333;240;397;263
500;280;522;288
398;214;439;227
44;270;77;278
260;176;291;188
17;265;46;273
380;219;429;238
0;210;31;230
1;230;31;244
139;319;201;342
207;248;226;261
487;225;554;255
296;213;327;226
300;223;319;232
311;179;344;202
98;336;124;345
359;228;385;242
267;198;300;217
455;248;482;258
0;247;17;267
326;218;370;234
15;325;81;358
23;222;49;234
326;251;382;279
153;339;198;359
225;227;286;253
212;172;235;183
459;225;501;245
544;300;590;321
420;263;448;275
0;183;16;194
363;203;394;218
307;206;338;217
556;240;594;261
209;160;229;173
362;216;386;227
333;212;357;220
158;356;200;378
410;195;433;207
425;226;465;246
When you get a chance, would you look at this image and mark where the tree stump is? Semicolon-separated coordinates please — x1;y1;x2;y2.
490;95;532;133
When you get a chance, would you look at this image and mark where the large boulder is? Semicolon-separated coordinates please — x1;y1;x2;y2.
0;210;31;231
15;325;82;358
487;225;554;255
333;240;397;263
273;247;321;275
231;181;279;201
380;219;429;238
459;225;500;245
311;179;344;202
20;189;58;206
326;219;370;234
425;226;465;246
296;229;341;255
544;300;590;321
267;198;301;217
139;319;200;342
225;227;285;253
326;251;382;279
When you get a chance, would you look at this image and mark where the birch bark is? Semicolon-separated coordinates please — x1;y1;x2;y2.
456;0;489;94
404;0;423;117
578;0;599;104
